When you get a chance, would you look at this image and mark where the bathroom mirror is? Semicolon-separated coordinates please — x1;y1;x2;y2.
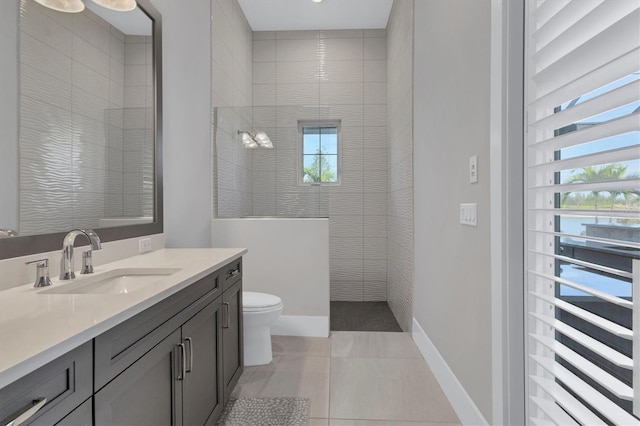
0;0;163;259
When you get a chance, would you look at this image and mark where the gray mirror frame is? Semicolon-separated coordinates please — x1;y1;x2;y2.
0;0;163;260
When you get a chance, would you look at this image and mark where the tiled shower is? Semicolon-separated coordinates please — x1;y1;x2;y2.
212;0;413;331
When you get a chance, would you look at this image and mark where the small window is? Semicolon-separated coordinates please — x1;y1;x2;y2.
299;121;340;185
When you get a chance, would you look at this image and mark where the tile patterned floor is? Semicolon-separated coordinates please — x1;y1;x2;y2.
231;332;461;425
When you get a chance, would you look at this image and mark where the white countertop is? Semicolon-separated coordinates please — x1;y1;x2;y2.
0;248;247;389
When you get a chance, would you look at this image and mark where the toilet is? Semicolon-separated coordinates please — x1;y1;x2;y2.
242;291;283;366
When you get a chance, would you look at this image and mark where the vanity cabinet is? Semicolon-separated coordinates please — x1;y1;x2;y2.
222;279;243;401
0;342;92;426
94;258;242;426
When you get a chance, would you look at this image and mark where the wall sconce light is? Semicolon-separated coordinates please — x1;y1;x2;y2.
238;131;273;149
34;0;136;13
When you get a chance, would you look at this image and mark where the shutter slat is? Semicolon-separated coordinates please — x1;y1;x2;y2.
528;229;640;250
531;333;633;399
531;355;640;425
532;10;640;97
530;418;556;426
529;208;640;220
533;1;638;70
531;313;633;368
529;49;640;115
529;249;632;279
530;396;580;426
530;375;608;425
529;175;640;195
529;80;640;132
533;0;572;33
530;144;639;174
531;292;633;340
528;112;639;151
529;270;633;308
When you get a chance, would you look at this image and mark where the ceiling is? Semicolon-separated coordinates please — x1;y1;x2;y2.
237;0;394;31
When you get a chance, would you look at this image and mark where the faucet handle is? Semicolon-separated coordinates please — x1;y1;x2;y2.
81;251;94;274
25;258;54;288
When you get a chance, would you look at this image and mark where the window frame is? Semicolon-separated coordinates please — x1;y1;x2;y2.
297;120;342;186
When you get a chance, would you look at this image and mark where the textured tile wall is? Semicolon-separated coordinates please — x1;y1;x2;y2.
18;1;141;235
250;30;388;302
212;0;253;218
387;0;414;331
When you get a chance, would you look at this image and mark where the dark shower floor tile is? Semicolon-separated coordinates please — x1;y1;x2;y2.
330;301;402;332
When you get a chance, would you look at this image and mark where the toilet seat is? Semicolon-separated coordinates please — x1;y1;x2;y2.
243;291;283;312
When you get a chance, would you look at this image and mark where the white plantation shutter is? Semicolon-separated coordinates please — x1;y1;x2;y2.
525;0;640;424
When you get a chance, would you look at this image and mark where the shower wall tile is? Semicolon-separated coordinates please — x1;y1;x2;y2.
321;61;364;83
252;29;387;301
387;0;414;332
320;82;364;105
253;40;276;62
253;62;276;85
277;61;319;84
329;215;364;238
321;38;364;61
364;37;387;60
331;281;364;302
365;29;387;38
363;281;387;301
276;39;319;62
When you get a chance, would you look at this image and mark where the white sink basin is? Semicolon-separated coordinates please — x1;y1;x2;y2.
38;268;181;295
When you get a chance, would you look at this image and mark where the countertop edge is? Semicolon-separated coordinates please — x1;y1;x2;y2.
0;248;247;389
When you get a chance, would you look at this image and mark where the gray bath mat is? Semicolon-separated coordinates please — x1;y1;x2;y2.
216;397;310;426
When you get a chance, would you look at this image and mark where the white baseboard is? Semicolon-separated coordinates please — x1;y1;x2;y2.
271;315;329;337
412;318;488;426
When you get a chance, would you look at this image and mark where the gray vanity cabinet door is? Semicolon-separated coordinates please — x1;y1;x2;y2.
94;328;183;426
222;279;243;401
54;398;92;426
181;299;224;426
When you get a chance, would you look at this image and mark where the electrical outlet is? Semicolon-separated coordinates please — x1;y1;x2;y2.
460;203;477;226
139;238;152;253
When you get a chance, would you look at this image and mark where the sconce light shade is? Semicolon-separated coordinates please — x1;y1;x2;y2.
34;0;85;13
89;0;137;11
254;131;273;148
238;130;273;149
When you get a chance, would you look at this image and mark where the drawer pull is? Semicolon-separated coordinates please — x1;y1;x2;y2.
177;343;186;381
222;303;230;328
184;337;194;373
5;397;47;426
227;268;240;278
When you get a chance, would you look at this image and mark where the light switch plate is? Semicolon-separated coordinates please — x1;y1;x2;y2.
460;203;477;226
469;155;478;183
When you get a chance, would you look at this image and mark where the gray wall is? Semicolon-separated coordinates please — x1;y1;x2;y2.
413;0;493;421
250;29;389;302
386;0;414;332
0;0;18;233
152;0;212;247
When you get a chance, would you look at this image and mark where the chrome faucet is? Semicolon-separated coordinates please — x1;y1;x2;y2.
60;229;102;280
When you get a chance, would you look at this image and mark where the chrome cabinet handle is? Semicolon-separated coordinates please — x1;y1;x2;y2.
222;302;230;328
177;343;186;381
184;337;193;373
227;268;239;277
5;397;47;426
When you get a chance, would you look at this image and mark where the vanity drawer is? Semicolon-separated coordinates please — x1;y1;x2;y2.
222;258;242;290
94;271;221;391
0;342;92;426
